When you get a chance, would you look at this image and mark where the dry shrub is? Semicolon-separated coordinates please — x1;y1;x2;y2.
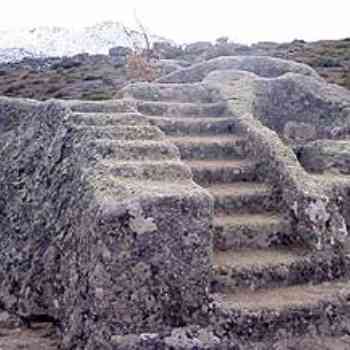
126;53;159;82
122;16;161;82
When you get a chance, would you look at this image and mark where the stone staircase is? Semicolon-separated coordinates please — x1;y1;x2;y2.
118;83;350;343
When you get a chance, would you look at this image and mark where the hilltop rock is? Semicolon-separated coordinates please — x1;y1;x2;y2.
158;56;320;83
204;68;350;143
153;41;183;59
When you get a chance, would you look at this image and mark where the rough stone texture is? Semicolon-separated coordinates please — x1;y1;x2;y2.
153;42;184;60
299;140;350;175
157;56;320;83
233;113;349;250
109;46;132;58
116;82;222;103
3;323;350;350
0;96;213;349
208;279;350;344
0;322;60;350
204;68;350;144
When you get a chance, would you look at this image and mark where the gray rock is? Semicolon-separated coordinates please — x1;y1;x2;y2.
184;42;213;55
299;140;350;174
158;56;320;84
204;68;350;143
0;96;212;349
109;47;132;67
153;42;183;59
109;46;132;57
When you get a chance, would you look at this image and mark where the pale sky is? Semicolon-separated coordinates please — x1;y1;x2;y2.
2;0;350;44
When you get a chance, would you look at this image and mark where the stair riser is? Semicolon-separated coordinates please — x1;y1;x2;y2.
148;118;238;136
137;102;227;118
213;192;276;215
75;126;164;141
209;297;350;342
213;221;294;250
71;113;149;126
119;83;220;103
64;100;135;113
175;141;246;161
98;162;192;182
211;253;348;293
85;141;180;162
191;164;257;186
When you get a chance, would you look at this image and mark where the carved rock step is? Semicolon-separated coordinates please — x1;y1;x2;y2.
62;99;135;113
147;116;238;136
211;248;348;293
213;213;292;250
136;100;227;118
118;82;221;103
96;160;192;182
208;182;275;214
71;112;149;126
85;139;180;162
169;135;246;160
210;280;350;342
74;125;164;141
94;178;211;208
188;160;258;185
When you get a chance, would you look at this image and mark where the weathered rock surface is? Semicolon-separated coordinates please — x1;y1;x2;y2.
0;96;213;349
2;52;350;349
299;140;350;174
204;68;350;143
157;56;320;83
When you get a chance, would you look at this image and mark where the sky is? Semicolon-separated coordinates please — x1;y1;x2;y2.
1;0;350;44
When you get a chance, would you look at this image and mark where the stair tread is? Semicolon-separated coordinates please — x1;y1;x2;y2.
92;139;172;146
94;178;207;202
137;100;222;107
168;135;241;144
214;213;285;226
207;182;272;196
148;115;235;121
213;247;309;270
213;279;350;310
312;173;350;184
187;159;254;168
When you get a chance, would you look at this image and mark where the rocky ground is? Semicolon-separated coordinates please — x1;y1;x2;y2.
1;323;350;350
0;323;60;350
0;38;349;101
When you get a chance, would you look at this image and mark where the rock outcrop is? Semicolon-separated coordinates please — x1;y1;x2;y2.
0;96;212;349
203;68;350;143
2;55;350;349
157;56;320;83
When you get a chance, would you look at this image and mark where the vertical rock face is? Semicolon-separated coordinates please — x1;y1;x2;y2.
0;97;213;349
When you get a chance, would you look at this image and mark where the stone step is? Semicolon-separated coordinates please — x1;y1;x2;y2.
211;248;348;293
188;160;257;185
71;112;149;126
96;160;192;182
213;213;293;250
136;100;227;118
74;125;164;141
210;279;350;342
147;116;239;136
117;82;221;103
62;99;135;113
168;135;246;160
94;178;212;214
85;139;180;162
207;182;275;214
